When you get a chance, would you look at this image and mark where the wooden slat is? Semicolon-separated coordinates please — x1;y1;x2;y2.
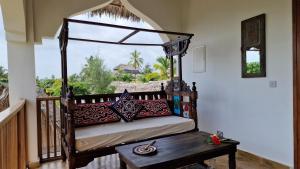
76;98;81;104
53;101;57;157
37;99;42;160
7;116;18;169
46;100;50;158
0;128;2;169
148;95;153;100
85;98;92;103
18;107;27;169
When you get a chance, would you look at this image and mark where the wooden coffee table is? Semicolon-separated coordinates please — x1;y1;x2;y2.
115;131;240;169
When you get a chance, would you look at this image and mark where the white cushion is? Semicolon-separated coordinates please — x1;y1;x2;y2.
75;116;195;152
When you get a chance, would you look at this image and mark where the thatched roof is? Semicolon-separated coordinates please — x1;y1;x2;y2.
114;64;140;74
90;0;141;22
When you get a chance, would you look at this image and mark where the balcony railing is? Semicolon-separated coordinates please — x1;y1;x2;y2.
0;99;27;169
37;96;62;162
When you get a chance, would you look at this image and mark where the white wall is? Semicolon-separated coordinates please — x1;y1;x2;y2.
32;0;183;42
7;41;38;163
182;0;293;166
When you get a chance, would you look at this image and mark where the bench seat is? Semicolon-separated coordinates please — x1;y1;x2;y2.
75;116;195;152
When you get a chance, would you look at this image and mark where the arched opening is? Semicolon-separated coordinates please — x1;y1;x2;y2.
35;2;181;162
0;5;9;111
35;0;176;97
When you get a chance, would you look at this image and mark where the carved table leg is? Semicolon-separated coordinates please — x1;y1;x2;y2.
119;154;127;169
68;157;76;169
229;151;236;169
61;144;66;161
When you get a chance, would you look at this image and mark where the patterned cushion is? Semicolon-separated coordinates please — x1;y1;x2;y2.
110;89;142;122
136;99;172;119
74;102;121;127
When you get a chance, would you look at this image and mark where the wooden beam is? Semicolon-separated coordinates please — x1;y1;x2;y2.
118;30;139;43
69;37;162;46
294;0;300;168
66;18;194;37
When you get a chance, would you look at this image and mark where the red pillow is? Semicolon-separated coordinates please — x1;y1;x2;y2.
74;102;121;127
136;99;172;119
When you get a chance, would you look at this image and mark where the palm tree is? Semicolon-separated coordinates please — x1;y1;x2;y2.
129;50;144;70
129;50;144;82
153;56;176;80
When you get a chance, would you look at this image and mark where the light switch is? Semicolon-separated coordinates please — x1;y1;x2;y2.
269;81;277;88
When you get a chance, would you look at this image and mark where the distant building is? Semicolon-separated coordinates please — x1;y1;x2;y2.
113;64;140;74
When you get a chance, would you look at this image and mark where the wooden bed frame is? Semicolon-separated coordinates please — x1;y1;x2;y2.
58;18;196;169
60;82;198;169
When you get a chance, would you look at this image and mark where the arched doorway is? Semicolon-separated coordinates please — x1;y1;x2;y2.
35;0;177;163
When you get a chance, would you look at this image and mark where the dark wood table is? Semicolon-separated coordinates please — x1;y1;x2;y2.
115;131;240;169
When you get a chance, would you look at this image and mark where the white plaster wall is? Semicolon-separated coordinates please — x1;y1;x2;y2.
32;0;183;42
182;0;293;166
7;41;38;163
0;0;26;42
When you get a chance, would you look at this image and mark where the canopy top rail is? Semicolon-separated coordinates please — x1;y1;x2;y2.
59;18;194;56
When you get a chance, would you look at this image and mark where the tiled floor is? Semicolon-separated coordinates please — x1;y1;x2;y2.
37;152;288;169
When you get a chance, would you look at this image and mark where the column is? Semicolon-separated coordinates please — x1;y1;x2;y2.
7;41;38;164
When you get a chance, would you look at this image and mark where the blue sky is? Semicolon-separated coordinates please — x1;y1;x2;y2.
34;14;165;78
0;8;7;69
0;9;165;78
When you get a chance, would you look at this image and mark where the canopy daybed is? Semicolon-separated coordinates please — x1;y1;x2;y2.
59;18;197;169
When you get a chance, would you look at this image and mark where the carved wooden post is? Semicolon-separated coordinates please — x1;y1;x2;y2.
59;19;69;162
161;83;165;91
191;82;198;130
66;86;76;169
67;86;74;99
170;56;174;82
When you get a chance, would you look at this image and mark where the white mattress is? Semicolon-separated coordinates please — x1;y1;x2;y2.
75;116;195;152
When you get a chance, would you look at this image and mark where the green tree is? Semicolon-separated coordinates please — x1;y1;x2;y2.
246;62;261;74
80;56;115;94
153;56;176;80
143;64;152;74
36;77;56;92
45;79;62;96
145;72;160;81
36;75;90;96
129;50;144;70
0;66;8;85
68;74;89;95
114;69;135;82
